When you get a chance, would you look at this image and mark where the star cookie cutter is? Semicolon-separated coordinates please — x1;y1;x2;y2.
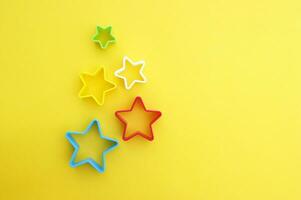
115;96;162;141
79;67;116;106
66;119;119;173
92;25;116;49
114;56;147;90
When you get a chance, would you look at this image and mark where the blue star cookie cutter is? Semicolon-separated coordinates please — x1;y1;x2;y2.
66;119;119;173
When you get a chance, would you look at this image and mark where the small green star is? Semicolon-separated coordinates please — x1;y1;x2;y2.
92;25;116;49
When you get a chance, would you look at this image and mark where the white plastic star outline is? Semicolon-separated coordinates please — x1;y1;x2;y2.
114;56;147;90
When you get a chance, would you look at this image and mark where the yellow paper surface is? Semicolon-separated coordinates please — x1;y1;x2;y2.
0;0;300;199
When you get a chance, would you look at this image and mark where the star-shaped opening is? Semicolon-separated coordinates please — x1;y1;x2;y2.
114;56;147;90
92;26;116;49
118;59;144;85
115;96;161;141
66;119;119;173
79;68;116;106
73;125;116;166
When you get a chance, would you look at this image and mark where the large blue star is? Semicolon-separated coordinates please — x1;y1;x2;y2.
66;119;118;173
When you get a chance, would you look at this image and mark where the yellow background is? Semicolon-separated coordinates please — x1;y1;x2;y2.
0;0;300;199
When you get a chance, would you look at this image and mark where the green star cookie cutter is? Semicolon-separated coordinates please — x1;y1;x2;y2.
92;25;116;49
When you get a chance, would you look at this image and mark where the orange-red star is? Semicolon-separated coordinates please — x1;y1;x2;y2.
115;96;162;141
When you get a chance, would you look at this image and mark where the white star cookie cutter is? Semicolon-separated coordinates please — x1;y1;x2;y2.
114;56;147;90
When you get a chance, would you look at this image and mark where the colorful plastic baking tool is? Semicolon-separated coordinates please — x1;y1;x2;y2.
79;67;116;106
115;96;161;141
66;119;119;173
114;56;147;90
92;25;116;49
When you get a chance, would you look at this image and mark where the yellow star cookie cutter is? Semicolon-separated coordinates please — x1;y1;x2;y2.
79;68;116;106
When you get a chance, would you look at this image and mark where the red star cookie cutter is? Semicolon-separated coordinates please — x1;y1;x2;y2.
115;96;162;141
